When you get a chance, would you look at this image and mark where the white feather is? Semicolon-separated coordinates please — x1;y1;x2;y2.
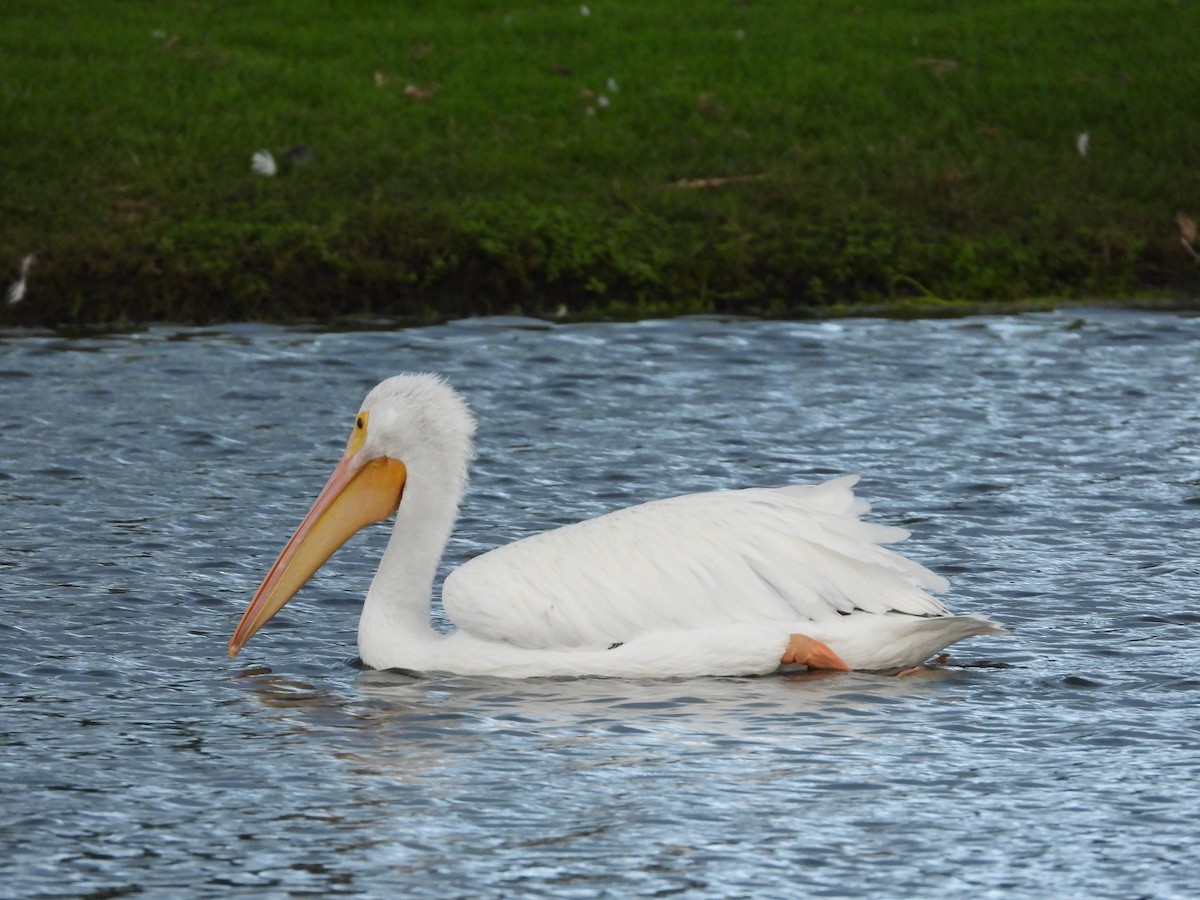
443;480;950;651
6;253;34;306
250;149;277;176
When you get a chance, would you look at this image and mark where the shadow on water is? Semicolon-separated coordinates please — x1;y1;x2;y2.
230;658;1013;763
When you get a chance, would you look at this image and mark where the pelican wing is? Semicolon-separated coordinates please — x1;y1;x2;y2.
443;476;950;650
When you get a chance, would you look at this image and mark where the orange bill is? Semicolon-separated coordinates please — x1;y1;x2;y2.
228;452;406;657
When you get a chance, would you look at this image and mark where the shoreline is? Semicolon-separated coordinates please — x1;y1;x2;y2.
5;295;1197;339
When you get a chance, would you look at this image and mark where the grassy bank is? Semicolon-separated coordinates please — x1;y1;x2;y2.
1;0;1198;327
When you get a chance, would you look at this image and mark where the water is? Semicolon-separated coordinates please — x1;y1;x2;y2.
2;310;1198;898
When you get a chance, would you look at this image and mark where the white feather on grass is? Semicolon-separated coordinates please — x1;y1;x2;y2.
251;149;277;176
6;254;34;306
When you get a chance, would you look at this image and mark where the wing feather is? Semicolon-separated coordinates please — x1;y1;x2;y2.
443;477;950;649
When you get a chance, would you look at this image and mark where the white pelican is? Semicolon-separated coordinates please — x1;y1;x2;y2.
229;374;1005;677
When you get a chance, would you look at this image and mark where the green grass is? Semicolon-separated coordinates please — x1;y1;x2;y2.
1;0;1198;326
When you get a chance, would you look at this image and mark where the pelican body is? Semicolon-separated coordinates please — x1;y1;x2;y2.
229;375;1004;677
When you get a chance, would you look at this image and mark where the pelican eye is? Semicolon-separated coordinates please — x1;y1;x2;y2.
347;411;369;454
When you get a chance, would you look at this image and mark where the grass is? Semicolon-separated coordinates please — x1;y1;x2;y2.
1;0;1198;327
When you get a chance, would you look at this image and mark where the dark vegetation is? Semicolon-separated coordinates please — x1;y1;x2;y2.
2;0;1198;327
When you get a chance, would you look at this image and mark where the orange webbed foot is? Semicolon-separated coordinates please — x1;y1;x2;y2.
781;633;851;672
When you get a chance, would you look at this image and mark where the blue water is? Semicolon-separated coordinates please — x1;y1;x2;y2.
2;310;1198;897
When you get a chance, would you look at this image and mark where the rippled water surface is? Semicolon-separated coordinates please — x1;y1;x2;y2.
3;310;1199;898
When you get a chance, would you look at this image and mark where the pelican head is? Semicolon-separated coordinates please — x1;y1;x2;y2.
228;374;475;657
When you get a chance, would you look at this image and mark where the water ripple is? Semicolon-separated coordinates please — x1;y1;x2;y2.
2;310;1199;898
